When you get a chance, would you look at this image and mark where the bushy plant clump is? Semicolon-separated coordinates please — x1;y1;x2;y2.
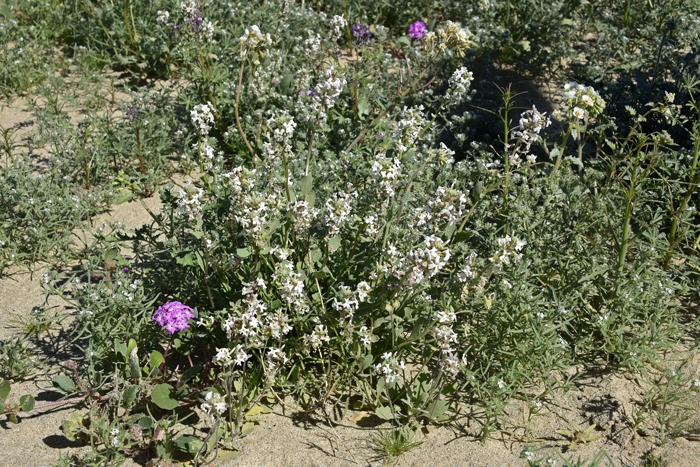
0;0;699;465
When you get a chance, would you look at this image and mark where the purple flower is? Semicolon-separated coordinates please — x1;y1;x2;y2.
153;301;195;334
126;105;139;123
409;21;427;40
351;23;372;47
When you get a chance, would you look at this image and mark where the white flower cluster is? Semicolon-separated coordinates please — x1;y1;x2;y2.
423;186;468;229
192;141;217;170
332;281;371;321
511;105;551;160
324;189;356;237
328;15;347;42
396;235;451;288
201;390;227;418
289;200;318;236
392;105;426;153
234;192;283;245
239;25;272;55
305;324;330;350
213;344;249;367
373;351;405;383
156;10;170;23
424;21;471;57
304;30;322;58
312;66;347;123
262;110;296;168
190;102;215;135
563;82;605;120
357;325;373;347
180;0;198;18
273;262;310;314
266;346;289;375
110;427;120;447
492;235;526;268
371;155;402;199
223;287;292;346
220;166;256;196
441;351;461;378
176;180;205;221
446;67;474;102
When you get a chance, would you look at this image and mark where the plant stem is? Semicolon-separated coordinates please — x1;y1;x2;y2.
234;49;257;161
136;127;145;174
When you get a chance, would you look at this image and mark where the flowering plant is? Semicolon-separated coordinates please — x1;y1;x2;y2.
152;302;195;334
408;21;427;40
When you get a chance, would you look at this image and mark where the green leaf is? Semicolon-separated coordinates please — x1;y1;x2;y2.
61;419;78;440
516;40;530;52
116;191;133;204
182;364;202;383
0;5;16;18
360;354;373;371
300;174;313;197
559;18;574;26
9;414;18;423
124;385;138;405
173;434;203;453
240;420;256;436
375;406;394;420
175;251;195;267
128;346;141;380
20;395;35;412
397;36;410;48
328;235;341;252
427;399;448;420
245;405;272;418
151;383;178;410
0;401;5;412
115;339;127;358
237;248;251;258
549;147;561;161
138;416;154;430
149;351;164;370
52;375;76;393
358;96;370;118
104;247;118;263
0;380;11;400
278;74;294;94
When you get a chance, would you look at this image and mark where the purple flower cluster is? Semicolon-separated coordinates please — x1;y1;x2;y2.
126;105;139;123
409;21;427;40
153;301;195;334
189;12;203;32
351;23;372;47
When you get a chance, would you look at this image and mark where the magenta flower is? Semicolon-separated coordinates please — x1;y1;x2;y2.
409;21;427;40
153;301;195;334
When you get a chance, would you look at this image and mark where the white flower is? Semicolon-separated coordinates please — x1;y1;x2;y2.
305;324;330;350
156;10;170;23
572;106;586;120
239;25;272;55
446;67;474;101
190;102;215;135
329;15;347;42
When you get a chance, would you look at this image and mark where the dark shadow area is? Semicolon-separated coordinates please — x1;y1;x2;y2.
43;434;87;449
